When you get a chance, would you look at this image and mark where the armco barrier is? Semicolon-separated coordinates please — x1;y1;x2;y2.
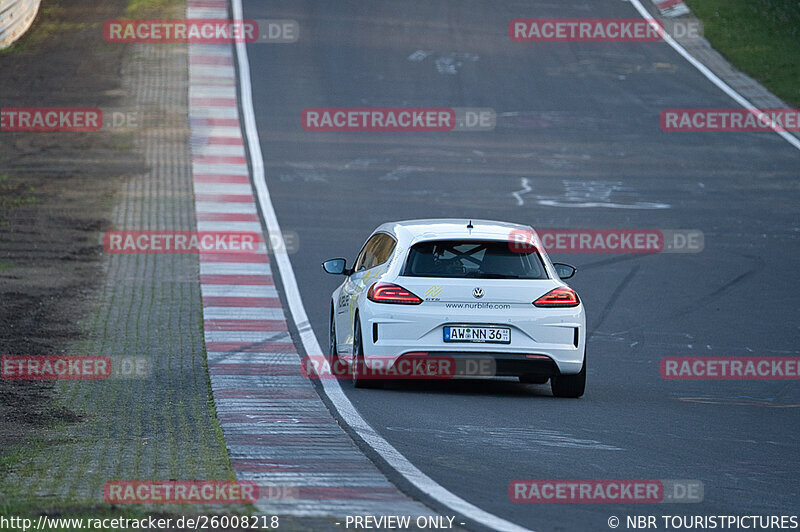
0;0;42;50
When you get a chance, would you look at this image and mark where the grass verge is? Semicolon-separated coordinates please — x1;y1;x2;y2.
0;174;36;225
684;0;800;106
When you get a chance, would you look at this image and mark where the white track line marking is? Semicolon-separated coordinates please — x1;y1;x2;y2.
629;0;800;152
230;0;533;529
195;183;254;195
512;177;531;206
195;201;257;213
199;262;271;275
203;308;285;320
196;221;264;232
202;285;278;298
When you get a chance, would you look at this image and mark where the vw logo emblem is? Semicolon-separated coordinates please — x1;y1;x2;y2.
472;287;484;299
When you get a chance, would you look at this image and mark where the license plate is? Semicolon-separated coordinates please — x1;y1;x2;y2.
443;326;510;344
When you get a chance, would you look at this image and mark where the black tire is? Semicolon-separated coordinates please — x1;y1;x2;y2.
550;350;586;398
519;374;549;384
329;309;339;364
352;318;381;389
328;309;349;380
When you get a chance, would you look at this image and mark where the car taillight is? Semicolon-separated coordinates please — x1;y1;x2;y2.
533;287;580;307
367;282;422;305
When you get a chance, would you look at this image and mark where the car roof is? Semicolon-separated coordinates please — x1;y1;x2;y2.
375;219;535;243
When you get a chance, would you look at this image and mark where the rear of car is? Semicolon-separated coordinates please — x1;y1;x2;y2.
356;224;586;396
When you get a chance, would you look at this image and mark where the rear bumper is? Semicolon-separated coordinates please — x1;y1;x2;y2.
359;301;586;376
393;351;566;377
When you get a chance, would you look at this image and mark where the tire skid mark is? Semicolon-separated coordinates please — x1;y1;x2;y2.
588;264;640;340
668;253;764;319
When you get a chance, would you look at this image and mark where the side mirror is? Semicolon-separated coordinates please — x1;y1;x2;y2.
553;263;576;280
322;258;349;276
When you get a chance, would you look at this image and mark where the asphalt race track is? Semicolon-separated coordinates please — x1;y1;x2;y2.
241;1;799;530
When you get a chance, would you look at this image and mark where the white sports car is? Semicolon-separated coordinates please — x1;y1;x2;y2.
322;219;586;397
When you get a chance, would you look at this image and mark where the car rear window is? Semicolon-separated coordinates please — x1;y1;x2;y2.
402;240;548;279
